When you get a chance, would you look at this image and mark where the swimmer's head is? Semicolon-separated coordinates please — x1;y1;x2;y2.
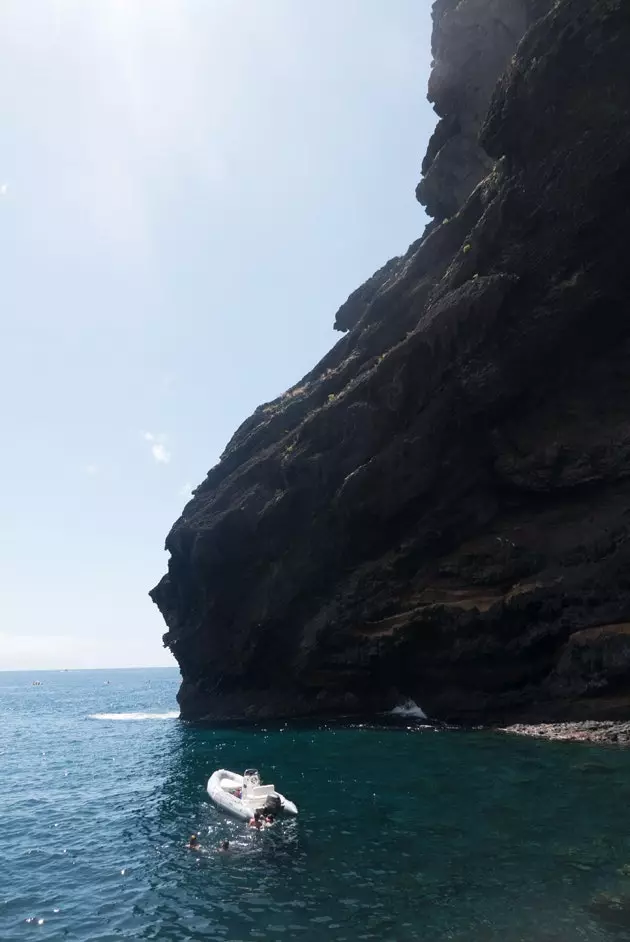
221;840;229;850
189;834;198;845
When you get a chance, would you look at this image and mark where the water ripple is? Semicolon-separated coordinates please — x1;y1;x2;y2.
2;669;630;942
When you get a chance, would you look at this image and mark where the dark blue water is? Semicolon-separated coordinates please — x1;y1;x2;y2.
2;668;630;941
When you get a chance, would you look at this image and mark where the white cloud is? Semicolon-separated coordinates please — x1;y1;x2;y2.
142;431;171;464
83;463;99;475
0;184;8;197
178;482;193;499
152;443;171;464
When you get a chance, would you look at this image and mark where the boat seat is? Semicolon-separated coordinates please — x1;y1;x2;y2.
220;778;241;793
247;784;275;799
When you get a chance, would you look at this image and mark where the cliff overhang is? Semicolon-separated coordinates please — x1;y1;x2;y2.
151;0;630;724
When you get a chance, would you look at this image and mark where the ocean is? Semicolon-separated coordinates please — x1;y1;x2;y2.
2;667;630;941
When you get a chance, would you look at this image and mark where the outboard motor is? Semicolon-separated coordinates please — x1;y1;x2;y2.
263;794;281;815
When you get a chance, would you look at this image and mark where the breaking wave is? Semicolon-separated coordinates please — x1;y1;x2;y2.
389;699;427;720
88;711;180;721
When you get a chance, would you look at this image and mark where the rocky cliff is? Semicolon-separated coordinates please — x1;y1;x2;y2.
151;0;630;723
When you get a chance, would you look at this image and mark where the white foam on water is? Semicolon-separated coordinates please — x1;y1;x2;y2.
389;699;427;720
88;711;179;721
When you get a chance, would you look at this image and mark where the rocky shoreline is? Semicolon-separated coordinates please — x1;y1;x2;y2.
500;721;630;746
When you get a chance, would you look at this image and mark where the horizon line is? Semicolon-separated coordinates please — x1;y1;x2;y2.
0;665;180;673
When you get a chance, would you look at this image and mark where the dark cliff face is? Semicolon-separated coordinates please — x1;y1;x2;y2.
151;0;630;723
417;0;553;219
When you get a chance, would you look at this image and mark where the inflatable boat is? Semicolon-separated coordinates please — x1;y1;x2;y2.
207;768;298;821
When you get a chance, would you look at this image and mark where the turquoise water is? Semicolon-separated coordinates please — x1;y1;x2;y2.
2;669;630;941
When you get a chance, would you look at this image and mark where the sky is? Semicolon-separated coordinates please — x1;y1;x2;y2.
0;0;436;671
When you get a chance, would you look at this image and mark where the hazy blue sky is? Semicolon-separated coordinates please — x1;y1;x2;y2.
1;0;435;670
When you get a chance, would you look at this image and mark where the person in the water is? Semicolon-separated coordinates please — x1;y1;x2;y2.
218;840;230;852
264;813;275;826
186;834;201;849
249;811;263;829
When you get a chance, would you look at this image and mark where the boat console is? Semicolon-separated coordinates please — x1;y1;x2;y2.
243;769;276;807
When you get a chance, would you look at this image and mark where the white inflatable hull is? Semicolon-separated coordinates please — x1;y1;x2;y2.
207;769;298;821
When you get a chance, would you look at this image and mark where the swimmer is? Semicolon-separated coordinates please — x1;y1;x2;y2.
249;811;263;829
186;834;201;850
218;840;230;852
264;814;275;826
